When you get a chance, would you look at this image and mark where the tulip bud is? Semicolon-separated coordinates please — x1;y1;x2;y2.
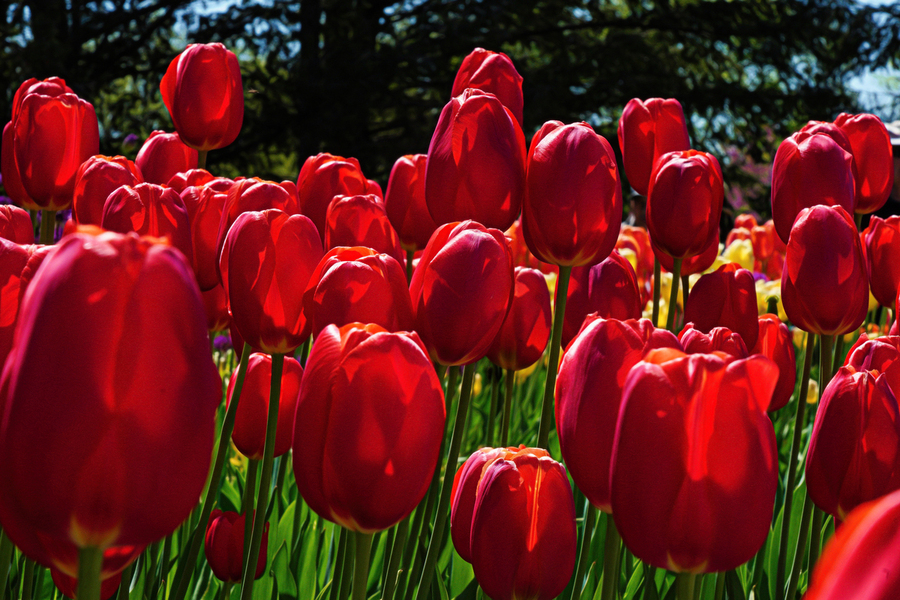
72;155;143;226
204;510;268;583
135;131;198;186
617;98;691;196
451;48;524;127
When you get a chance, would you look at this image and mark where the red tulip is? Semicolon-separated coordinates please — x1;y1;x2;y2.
384;154;438;252
292;323;445;532
611;351;778;572
72;155;143;226
450;446;576;600
228;353;302;459
0;230;220;570
409;220;514;366
324;193;404;265
0;205;34;244
653;227;719;277
844;334;900;394
805;488;900;600
647;150;724;261
781;205;868;335
770;129;855;244
806;365;900;520
451;48;524;126
863;215;900;308
562;250;642;348
523;121;622;266
166;168;218;193
486;266;552;371
51;567;123;600
134;131;198;186
101;183;193;264
835;112;895;214
181;184;228;290
160;43;244;151
682;263;758;350
618;224;654;284
425;88;526;231
617;98;691;196
220;209;323;354
750;314;796;412
0;240;51;366
302;246;414;339
679;324;749;359
202;283;230;332
296;153;371;240
204;510;268;583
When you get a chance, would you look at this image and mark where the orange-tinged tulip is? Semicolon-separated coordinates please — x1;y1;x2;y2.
617;97;691;196
204;510;268;583
451;48;524;127
72;155;143;226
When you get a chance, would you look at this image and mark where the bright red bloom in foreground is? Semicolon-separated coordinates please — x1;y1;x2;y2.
135;131;198;186
617;97;691;196
450;446;576;600
451;47;524;127
204;510;268;583
611;351;778;572
160;43;244;151
834;112;894;215
682;263;758;350
0;230;220;572
487;266;552;371
293;323;445;532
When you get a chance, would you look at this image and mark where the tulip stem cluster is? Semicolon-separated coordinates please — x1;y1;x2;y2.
537;265;572;449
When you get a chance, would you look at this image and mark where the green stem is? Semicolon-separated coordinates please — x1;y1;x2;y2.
642;565;656;600
0;529;14;600
115;563;134;600
381;517;409;600
39;210;56;245
500;368;515;448
808;507;824;574
675;573;696;600
171;342;252;600
714;572;725;600
242;459;259;573
76;547;104;600
785;490;815;600
150;535;172;600
352;532;373;600
775;332;815;597
537;265;572;449
21;558;34;600
600;518;621;600
338;532;355;600
486;365;499;447
652;259;662;327
239;353;284;600
569;505;597;600
198;150;208;171
412;364;476;600
406;249;414;284
666;258;683;333
329;529;349;600
767;296;780;317
681;274;690;318
217;582;232;600
805;334;835;579
854;211;864;231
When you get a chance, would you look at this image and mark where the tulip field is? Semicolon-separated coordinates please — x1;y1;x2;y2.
2;39;900;600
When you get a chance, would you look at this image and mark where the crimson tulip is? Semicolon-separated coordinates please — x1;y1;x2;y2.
134;131;198;186
0;240;50;366
409;220;514;366
0;229;220;572
202;283;230;332
181;183;228;290
166;168;218;193
425;88;526;231
835;112;895;214
617;97;691;196
679;324;749;359
844;334;900;394
523;121;622;266
72;155;143;226
219;209;323;354
611;351;778;572
682;263;758;350
324;193;404;265
751;314;796;412
0;205;34;244
384;154;437;252
160;42;244;151
770;129;855;244
781;205;868;336
486;266;551;371
863;215;900;308
292;323;445;532
653;227;719;277
296;153;372;240
450;446;576;600
204;510;268;583
451;48;524;126
101;183;193;264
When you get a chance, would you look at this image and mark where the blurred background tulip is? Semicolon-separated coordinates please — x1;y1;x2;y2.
204;510;268;583
617;97;691;196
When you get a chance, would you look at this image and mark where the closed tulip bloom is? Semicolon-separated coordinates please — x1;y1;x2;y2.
72;155;143;226
0;230;220;570
51;567;123;600
805;489;900;600
451;48;524;127
181;184;228;290
679;324;749;359
135;131;198;186
781;205;868;336
0;205;35;244
0;241;51;366
863;216;900;308
523;121;622;266
101;183;193;264
384;154;438;251
452;446;577;600
647;150;724;261
844;335;900;393
324;194;404;265
204;510;268;583
228;353;302;459
297;153;371;240
302;246;414;339
653;227;720;277
409;220;514;366
751;314;796;412
160;43;244;151
293;323;445;532
450;447;509;562
487;267;551;371
562;250;642;348
682;263;758;350
835;112;895;214
806;366;900;520
611;352;778;572
220;209;323;354
770;130;855;244
617;98;691;196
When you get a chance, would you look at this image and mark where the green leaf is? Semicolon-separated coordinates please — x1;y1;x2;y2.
449;549;474;598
